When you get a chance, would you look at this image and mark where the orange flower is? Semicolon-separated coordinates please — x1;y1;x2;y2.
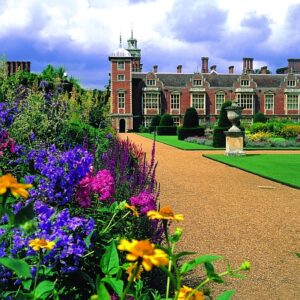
29;238;55;251
126;262;143;281
147;206;183;221
118;239;169;271
178;285;204;300
0;174;33;198
124;203;139;217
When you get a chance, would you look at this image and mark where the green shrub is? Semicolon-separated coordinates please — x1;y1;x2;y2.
156;126;177;135
149;115;161;133
183;107;199;128
159;113;174;126
280;124;300;138
213;127;228;147
218;101;232;127
177;126;205;140
253;112;267;123
249;122;271;133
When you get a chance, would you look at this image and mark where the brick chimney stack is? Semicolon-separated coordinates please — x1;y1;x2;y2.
243;57;254;74
153;65;158;73
201;57;209;73
260;66;268;74
177;65;182;73
288;59;300;73
229;66;234;74
210;65;217;72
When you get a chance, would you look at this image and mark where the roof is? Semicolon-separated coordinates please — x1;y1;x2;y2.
132;72;291;89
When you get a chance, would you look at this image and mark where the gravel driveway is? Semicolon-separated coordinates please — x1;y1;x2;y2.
120;133;300;300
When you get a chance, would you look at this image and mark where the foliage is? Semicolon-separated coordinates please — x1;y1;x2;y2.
177;126;205;140
279;124;300;138
247;132;273;142
151;115;161;127
253;112;267;123
159;114;174;126
183;107;199;128
213;127;227;148
218;101;232;128
156;126;177;136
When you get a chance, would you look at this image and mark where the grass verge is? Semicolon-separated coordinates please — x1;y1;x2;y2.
204;154;300;189
137;133;217;150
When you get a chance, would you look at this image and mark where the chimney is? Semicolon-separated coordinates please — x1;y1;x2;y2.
243;57;254;74
177;65;182;73
229;65;234;74
288;59;300;73
260;66;268;74
153;65;158;73
210;65;217;72
201;57;209;73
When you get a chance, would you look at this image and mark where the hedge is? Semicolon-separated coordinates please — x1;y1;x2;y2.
177;127;205;140
156;126;177;135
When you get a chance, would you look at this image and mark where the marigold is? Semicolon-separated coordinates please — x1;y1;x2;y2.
178;285;204;300
0;173;33;198
29;238;55;251
126;262;143;281
124;203;139;217
118;239;169;271
147;206;184;221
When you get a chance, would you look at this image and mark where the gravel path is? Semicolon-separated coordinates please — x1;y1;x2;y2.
119;133;300;300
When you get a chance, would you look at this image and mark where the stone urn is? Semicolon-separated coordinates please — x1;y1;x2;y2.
225;102;243;132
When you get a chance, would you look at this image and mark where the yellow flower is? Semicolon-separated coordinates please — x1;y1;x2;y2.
118;239;169;271
147;206;184;221
29;238;55;251
124;203;139;217
178;286;204;300
0;174;33;198
126;262;143;281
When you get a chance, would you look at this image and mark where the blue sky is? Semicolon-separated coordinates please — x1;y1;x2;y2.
1;0;299;89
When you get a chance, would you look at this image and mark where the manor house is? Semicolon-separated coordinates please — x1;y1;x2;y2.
109;33;300;132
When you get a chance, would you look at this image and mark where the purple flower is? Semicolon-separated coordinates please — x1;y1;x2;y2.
130;191;156;214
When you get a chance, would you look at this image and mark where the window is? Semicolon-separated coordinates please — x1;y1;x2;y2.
144;93;159;108
287;80;296;87
237;94;253;109
287;94;299;109
240;79;250;86
172;116;180;126
215;93;225;111
146;79;156;86
117;74;125;81
117;61;125;70
265;94;274;110
144;117;152;128
193;79;202;86
192;94;205;109
171;94;180;109
118;93;125;109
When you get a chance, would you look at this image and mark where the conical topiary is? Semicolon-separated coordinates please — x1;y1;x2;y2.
218;101;232;128
183;107;199;128
159;113;174;126
150;115;161;127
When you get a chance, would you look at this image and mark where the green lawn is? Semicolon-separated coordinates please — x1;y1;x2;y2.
204;154;300;188
137;133;300;151
137;133;216;150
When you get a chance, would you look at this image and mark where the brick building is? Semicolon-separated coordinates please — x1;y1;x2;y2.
109;34;300;132
6;61;31;76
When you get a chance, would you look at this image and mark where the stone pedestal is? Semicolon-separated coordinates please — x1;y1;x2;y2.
225;131;245;156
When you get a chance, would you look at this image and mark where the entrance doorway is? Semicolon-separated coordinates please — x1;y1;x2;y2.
119;119;126;133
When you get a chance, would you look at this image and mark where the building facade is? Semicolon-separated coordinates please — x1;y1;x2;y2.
109;35;300;132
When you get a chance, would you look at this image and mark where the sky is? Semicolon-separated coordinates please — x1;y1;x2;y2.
1;0;300;89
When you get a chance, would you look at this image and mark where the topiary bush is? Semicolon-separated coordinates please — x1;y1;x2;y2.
177;126;205;140
159;113;174;126
218;100;232;127
149;115;161;133
253;112;267;123
156;126;177;135
183;107;199;128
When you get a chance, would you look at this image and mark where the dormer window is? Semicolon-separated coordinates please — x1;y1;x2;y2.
287;80;296;87
146;79;156;86
193;79;202;86
240;79;250;86
117;61;125;70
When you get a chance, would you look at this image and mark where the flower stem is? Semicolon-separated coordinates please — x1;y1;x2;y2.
34;250;42;290
120;263;139;300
